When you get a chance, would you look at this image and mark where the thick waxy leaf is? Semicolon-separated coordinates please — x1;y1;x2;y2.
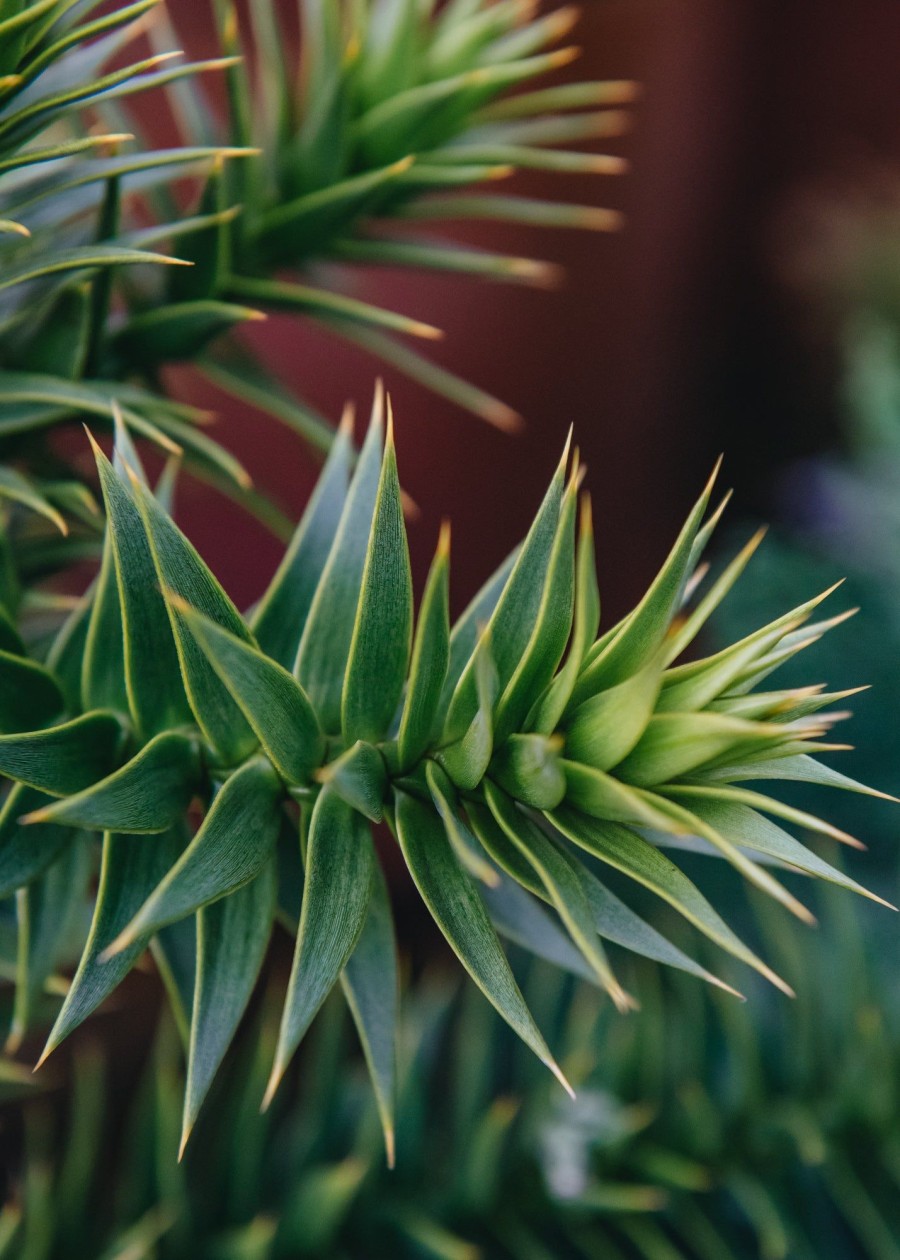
39;827;186;1065
106;759;283;954
0;650;64;733
427;760;499;887
494;474;576;742
563;654;664;773
296;396;384;733
438;627;497;790
530;495;601;733
615;712;793;788
549;806;792;994
182;859;277;1155
468;798;733;991
483;782;630;1010
699;752;898;800
0;783;68;898
634;790;816;925
252;411;353;668
393;788;570;1093
397;523;450;772
127;472;258;765
562;760;689;832
265;789;374;1106
172;602;323;785
440;547;517;719
342;417;413;745
573;462;720;700
24;730;202;834
92;439;190;739
445;437;568;742
0;711;125;797
490;733;566;810
316;740;387;823
340;862;398;1167
80;528;127;717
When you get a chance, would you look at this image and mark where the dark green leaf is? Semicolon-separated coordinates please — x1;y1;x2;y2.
397;524;450;772
265;788;374;1105
0;711;125;797
342;416;413;746
393;789;570;1092
39;827;187;1064
296;395;384;732
92;437;191;739
107;759;283;954
24;730;201;834
316;740;387;824
172;602;323;785
127;467;258;764
182;859;277;1154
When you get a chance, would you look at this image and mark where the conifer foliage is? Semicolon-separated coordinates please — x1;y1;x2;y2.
0;391;889;1159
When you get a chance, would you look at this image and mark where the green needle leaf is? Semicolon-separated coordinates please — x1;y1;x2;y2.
445;433;569;742
23;730;201;834
105;758;283;956
11;840;91;1050
0;711;125;797
126;464;258;765
182;859;277;1157
397;522;451;772
265;788;375;1107
494;471;576;742
171;599;323;786
91;434;191;740
38;827;186;1066
574;460;721;699
483;781;632;1011
296;391;384;732
316;740;387;823
342;408;413;746
393;788;571;1094
549;806;793;995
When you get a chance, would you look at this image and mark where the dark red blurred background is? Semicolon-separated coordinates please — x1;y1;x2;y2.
159;0;900;624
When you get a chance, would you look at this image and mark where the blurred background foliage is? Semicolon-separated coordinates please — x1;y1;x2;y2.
3;0;900;1256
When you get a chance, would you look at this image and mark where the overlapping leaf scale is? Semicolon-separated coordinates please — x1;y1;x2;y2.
0;409;890;1154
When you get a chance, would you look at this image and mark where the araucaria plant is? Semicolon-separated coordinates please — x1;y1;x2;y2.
0;391;890;1162
0;0;894;1218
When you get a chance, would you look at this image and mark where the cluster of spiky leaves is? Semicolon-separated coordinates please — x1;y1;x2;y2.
3;882;899;1259
0;0;261;573
143;0;635;438
0;0;634;562
0;387;889;1161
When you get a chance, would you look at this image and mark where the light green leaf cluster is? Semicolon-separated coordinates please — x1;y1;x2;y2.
0;392;889;1161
